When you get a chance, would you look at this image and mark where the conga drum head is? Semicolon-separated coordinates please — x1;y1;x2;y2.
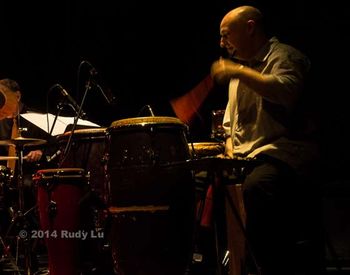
109;116;187;129
58;127;107;141
33;167;86;180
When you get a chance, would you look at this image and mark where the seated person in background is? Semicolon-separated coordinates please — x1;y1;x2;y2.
0;78;56;212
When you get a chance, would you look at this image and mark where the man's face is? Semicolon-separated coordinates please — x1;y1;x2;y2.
0;85;20;119
220;26;236;57
219;14;249;59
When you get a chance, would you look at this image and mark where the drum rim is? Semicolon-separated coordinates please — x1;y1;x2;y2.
189;141;225;148
35;168;85;174
33;168;87;181
59;127;106;137
188;141;225;157
109;116;186;129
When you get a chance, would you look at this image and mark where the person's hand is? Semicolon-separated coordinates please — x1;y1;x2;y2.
25;149;43;162
211;58;244;85
219;136;233;159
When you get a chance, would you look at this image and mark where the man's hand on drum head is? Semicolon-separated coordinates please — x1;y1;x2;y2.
25;149;43;162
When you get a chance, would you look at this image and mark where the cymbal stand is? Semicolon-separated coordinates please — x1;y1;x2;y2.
2;141;34;274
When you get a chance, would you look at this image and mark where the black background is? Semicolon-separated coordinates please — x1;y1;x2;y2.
1;0;349;180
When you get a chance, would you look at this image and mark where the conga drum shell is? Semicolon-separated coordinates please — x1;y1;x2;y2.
105;116;195;275
106;116;191;206
57;127;107;204
108;116;190;167
33;168;89;275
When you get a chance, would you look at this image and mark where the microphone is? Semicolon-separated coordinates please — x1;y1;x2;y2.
92;81;117;105
81;60;117;105
82;60;98;76
55;84;86;118
46;149;62;162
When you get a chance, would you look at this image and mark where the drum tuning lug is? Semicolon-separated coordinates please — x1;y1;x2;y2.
121;150;129;164
101;154;109;164
48;200;57;219
86;171;91;184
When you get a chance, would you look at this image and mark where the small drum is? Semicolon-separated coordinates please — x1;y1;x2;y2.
105;116;195;275
57;128;107;205
33;168;90;275
210;109;226;140
188;142;225;158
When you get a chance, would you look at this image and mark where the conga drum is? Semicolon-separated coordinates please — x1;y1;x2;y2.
105;116;196;275
33;168;90;275
56;128;107;205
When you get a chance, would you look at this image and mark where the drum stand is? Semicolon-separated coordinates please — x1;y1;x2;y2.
191;158;261;275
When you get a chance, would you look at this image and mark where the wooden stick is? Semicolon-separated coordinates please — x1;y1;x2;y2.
0;156;27;160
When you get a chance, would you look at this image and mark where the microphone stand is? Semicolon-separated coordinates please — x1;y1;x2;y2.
47;84;80;136
59;75;92;168
48;102;65;136
137;104;155;117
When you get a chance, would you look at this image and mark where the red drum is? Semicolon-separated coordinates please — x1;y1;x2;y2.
105;116;196;275
57;128;107;205
33;168;90;275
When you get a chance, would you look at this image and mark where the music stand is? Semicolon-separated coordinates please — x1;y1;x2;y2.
20;112;100;136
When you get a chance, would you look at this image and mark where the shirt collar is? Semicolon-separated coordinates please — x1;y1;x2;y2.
254;36;279;63
232;37;279;67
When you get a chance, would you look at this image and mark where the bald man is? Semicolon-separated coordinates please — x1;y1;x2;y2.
211;6;323;275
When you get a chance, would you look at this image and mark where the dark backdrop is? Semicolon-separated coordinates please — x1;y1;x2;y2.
1;0;349;179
